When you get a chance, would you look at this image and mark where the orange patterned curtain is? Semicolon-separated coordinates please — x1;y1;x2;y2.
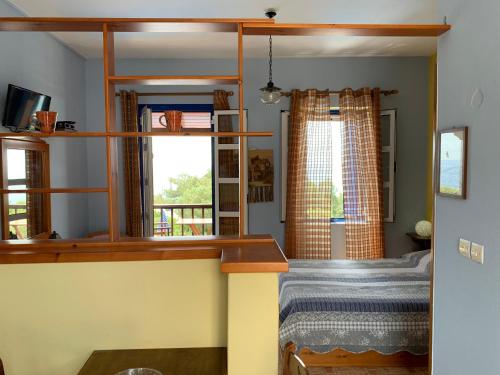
25;150;44;238
213;90;233;144
120;90;143;237
285;89;332;259
340;88;385;259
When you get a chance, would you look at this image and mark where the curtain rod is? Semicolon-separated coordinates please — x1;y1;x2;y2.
281;89;399;97
114;91;234;97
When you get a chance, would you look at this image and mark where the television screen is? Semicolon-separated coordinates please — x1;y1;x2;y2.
2;84;51;130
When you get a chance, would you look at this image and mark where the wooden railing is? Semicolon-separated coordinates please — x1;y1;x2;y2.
153;203;213;237
9;204;27;221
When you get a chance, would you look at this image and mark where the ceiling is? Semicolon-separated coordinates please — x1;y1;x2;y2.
6;0;439;59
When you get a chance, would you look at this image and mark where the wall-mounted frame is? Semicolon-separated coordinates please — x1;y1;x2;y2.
436;127;468;199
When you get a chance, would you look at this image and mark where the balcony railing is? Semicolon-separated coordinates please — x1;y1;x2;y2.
153;203;213;237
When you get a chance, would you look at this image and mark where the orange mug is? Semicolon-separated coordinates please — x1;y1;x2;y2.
36;111;58;133
159;110;183;132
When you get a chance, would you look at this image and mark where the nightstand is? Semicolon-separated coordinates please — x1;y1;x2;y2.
406;232;431;251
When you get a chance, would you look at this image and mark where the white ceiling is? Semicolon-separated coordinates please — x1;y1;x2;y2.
6;0;439;59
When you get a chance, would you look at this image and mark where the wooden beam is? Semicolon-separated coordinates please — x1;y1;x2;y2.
0;17;274;32
103;24;120;242
237;23;245;238
243;23;451;36
0;234;275;250
108;75;239;86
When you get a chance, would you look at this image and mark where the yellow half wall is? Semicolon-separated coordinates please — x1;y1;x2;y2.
0;259;228;375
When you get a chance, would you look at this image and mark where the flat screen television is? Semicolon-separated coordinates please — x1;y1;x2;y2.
2;84;51;131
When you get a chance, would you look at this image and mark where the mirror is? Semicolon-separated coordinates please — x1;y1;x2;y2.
0;137;108;240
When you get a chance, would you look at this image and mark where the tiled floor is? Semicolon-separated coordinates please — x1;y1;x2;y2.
308;367;428;375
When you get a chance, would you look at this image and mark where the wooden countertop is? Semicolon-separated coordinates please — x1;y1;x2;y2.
0;235;289;273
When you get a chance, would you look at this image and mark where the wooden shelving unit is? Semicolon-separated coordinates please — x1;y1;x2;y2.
0;16;451;249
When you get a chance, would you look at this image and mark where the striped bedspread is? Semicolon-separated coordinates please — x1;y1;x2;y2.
279;250;430;355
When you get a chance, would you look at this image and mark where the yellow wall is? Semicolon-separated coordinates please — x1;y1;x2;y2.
0;259;228;375
227;273;279;375
426;54;437;220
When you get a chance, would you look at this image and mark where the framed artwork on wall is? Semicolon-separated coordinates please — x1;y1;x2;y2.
248;149;274;203
436;127;468;199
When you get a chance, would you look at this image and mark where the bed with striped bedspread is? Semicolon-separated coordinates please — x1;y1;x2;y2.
279;250;431;355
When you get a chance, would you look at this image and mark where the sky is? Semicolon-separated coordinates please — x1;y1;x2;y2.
151;137;212;193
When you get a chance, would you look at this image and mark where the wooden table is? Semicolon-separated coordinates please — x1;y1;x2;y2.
78;347;227;375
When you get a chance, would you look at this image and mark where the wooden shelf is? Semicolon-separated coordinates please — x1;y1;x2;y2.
0;17;273;32
0;132;107;138
0;188;108;194
0;131;272;138
108;75;240;86
242;23;451;36
109;131;272;137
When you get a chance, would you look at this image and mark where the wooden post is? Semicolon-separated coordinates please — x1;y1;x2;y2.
103;24;120;241
238;23;245;237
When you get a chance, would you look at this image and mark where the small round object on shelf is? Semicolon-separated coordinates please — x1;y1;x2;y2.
415;220;432;237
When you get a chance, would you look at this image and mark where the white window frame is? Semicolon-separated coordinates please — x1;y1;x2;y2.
213;109;248;235
280;109;396;223
140;106;154;237
381;109;396;223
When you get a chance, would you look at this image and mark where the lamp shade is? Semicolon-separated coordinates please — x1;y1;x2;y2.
260;81;282;104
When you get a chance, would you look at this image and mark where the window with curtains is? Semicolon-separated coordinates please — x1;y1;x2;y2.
280;109;396;223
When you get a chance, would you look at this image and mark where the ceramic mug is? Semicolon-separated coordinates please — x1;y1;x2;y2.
159;110;183;132
36;111;58;134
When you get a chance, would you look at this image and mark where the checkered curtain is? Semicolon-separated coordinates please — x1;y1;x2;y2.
25;150;44;238
285;89;332;259
120;90;143;237
340;88;385;259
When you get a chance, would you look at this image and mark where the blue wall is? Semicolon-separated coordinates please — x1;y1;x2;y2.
433;0;500;373
85;57;429;257
0;0;89;238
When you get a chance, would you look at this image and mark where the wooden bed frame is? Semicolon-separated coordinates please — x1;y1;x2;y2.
282;342;428;374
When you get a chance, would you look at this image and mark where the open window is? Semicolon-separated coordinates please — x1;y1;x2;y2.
139;104;215;238
0;138;50;239
280;109;396;223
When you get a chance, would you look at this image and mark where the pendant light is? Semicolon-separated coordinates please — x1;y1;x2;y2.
260;10;282;104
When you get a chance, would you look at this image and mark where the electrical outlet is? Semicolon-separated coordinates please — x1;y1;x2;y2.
459;238;471;258
470;242;484;264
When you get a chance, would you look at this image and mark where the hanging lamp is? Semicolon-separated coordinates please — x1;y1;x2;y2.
259;10;282;104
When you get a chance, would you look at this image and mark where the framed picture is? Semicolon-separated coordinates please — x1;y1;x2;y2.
437;127;468;199
248;149;274;203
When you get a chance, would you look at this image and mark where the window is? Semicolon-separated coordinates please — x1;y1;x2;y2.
139;104;214;238
280;109;396;223
0;138;50;239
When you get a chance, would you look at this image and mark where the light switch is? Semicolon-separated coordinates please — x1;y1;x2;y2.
471;242;484;264
459;238;471;258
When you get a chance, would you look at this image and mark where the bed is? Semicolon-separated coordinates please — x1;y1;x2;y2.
279;250;431;369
